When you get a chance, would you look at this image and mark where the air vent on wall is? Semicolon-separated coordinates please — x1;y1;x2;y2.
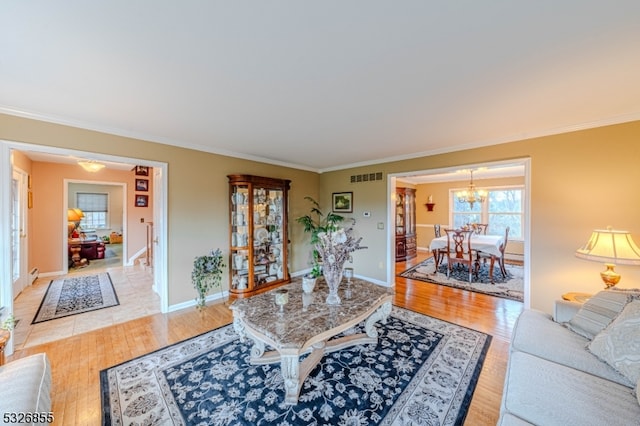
350;172;383;183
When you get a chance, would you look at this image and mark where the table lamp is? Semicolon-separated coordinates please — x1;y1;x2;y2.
67;208;84;237
575;227;640;288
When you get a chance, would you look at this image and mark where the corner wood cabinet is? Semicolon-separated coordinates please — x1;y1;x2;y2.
395;187;416;261
228;175;291;296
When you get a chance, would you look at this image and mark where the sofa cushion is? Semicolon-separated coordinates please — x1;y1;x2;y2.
589;299;640;384
502;351;640;426
512;309;633;386
0;353;51;414
565;289;639;340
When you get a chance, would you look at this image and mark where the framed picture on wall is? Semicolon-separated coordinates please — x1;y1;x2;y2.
134;165;149;176
332;192;353;213
135;178;149;191
135;194;149;207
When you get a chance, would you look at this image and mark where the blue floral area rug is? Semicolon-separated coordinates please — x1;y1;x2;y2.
100;307;491;425
32;273;119;324
399;257;524;302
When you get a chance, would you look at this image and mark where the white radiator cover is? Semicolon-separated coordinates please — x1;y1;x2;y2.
29;268;39;284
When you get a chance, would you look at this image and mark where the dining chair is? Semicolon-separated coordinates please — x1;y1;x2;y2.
498;226;510;276
444;228;476;283
468;223;488;234
477;226;510;278
432;224;443;267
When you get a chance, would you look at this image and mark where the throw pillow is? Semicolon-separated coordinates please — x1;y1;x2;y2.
588;300;640;384
565;289;640;340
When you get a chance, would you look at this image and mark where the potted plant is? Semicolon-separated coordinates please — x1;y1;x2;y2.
192;248;225;309
1;312;16;332
296;196;345;291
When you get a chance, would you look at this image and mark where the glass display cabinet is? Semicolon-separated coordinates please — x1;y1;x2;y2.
228;174;291;296
395;187;416;261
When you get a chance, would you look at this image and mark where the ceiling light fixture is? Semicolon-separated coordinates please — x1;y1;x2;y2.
456;170;487;209
78;160;106;172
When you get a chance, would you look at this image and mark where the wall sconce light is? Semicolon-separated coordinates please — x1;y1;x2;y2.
425;195;435;211
78;160;106;172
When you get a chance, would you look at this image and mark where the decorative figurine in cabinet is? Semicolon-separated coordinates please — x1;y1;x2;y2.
228;175;291;296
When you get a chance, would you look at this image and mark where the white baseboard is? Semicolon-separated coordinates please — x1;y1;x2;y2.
168;290;229;312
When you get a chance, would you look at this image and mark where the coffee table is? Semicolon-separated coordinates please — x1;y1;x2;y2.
230;278;394;405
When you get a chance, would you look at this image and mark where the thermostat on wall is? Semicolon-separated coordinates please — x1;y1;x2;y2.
363;211;371;217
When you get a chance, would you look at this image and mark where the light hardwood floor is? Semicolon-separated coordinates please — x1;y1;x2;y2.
11;253;160;350
7;252;523;425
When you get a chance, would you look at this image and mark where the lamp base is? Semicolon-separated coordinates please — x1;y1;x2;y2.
600;263;621;289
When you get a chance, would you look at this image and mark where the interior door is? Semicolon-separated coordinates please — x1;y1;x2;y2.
11;168;28;298
152;166;167;311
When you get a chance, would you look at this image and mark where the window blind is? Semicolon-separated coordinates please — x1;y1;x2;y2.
77;193;108;212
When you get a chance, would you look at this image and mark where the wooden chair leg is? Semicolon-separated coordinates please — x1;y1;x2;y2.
499;257;507;277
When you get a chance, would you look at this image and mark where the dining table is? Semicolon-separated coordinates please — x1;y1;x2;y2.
429;234;505;283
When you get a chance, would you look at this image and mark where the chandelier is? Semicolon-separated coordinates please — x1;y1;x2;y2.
456;170;487;209
78;160;106;172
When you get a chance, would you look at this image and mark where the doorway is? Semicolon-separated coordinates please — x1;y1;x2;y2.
387;158;531;308
0;140;169;356
65;181;127;274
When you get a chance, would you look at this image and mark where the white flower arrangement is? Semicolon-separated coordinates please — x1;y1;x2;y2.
316;220;366;272
315;220;366;304
315;226;365;266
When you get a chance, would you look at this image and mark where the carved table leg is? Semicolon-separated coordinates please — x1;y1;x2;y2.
232;315;247;343
365;301;392;338
282;341;326;405
281;354;301;404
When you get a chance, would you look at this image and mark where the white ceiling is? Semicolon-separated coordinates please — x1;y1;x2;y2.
2;1;640;172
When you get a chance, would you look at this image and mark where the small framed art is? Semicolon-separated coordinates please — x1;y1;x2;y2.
332;192;353;213
134;165;149;176
135;194;149;207
136;178;149;191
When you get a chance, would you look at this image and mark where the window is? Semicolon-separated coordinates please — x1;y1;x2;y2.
77;192;109;229
450;186;523;239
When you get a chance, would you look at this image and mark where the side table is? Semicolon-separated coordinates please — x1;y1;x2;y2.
0;329;10;366
562;292;593;304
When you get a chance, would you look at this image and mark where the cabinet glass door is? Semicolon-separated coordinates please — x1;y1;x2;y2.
252;187;285;286
231;185;250;290
395;193;405;235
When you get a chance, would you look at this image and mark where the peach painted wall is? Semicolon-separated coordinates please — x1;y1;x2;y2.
30;161;151;274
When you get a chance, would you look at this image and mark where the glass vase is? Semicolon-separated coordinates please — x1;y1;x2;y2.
323;263;344;305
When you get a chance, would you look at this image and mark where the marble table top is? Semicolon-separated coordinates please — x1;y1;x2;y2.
230;278;394;349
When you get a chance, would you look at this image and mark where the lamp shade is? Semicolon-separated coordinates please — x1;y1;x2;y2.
576;228;640;265
67;208;84;222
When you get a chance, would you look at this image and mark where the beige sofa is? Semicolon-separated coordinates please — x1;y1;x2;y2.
0;353;52;421
499;291;640;425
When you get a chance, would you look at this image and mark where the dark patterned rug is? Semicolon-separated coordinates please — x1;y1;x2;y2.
100;306;491;425
32;273;119;324
399;258;524;302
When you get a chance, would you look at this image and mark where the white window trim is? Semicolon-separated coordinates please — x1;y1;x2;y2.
449;184;524;242
77;192;110;230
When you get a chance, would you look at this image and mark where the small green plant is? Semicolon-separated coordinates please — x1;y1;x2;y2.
296;196;344;277
192;248;225;309
1;312;16;331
